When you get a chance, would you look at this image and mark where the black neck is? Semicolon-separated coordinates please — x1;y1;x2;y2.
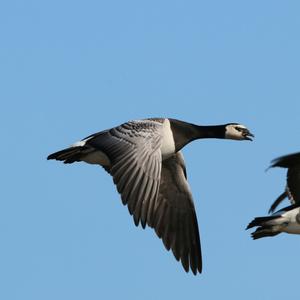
169;119;226;152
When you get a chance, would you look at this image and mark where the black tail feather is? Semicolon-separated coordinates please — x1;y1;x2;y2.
246;215;279;230
47;146;88;164
251;227;280;240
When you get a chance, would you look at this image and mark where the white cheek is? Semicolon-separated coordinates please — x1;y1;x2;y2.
226;130;242;140
233;133;243;140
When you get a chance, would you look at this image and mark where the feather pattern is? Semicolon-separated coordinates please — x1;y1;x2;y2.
152;152;202;274
87;120;163;227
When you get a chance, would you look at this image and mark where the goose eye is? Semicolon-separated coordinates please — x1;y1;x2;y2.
235;127;242;132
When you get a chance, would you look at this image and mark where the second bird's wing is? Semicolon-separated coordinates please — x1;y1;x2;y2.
269;152;300;212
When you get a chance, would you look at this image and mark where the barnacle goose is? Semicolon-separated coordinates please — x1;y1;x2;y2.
48;118;254;274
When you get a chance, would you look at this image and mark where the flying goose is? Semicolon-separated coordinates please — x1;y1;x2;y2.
47;118;254;274
247;152;300;239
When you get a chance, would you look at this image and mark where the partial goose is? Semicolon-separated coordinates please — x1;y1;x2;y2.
47;118;254;274
247;151;300;239
268;152;300;213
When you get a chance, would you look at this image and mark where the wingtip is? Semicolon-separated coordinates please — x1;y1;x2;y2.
246;221;254;230
190;267;200;276
267;155;285;170
47;154;53;160
190;261;202;275
265;165;272;172
192;267;202;276
46;151;62;161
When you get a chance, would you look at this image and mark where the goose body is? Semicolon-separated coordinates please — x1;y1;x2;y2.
48;117;253;274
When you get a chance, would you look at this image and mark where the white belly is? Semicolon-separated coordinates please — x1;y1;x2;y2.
281;208;300;234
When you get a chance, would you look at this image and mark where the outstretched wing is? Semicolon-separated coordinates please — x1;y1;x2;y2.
268;191;288;213
89;120;163;228
50;120;163;228
151;152;202;275
269;152;300;212
270;152;300;169
48;120;164;227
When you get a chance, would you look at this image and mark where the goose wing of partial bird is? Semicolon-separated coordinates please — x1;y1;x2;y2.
268;191;288;214
151;151;202;275
269;152;300;212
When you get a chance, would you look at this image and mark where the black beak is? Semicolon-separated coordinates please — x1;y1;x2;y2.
243;130;254;141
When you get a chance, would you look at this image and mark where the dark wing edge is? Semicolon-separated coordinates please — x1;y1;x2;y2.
151;152;202;275
268;152;300;211
270;152;300;168
268;191;288;214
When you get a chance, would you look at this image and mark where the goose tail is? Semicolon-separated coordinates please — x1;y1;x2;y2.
47;146;88;164
246;216;281;240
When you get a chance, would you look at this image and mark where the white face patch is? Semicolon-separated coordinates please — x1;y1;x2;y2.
225;124;248;140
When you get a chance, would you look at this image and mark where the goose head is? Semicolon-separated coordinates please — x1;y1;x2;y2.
225;123;254;141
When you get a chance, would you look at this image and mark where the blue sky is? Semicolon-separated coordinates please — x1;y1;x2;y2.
1;1;300;299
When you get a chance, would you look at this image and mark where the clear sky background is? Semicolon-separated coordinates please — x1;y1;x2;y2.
1;1;300;299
